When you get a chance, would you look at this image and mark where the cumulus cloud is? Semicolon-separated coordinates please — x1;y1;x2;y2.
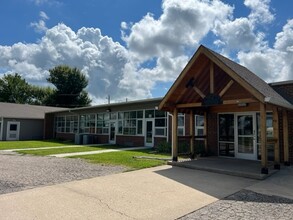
1;0;292;104
238;19;293;82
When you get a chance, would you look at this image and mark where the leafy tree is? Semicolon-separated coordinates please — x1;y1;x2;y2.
0;73;31;103
28;85;55;105
47;65;91;107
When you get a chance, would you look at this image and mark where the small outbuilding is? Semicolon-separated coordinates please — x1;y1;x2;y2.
0;102;67;141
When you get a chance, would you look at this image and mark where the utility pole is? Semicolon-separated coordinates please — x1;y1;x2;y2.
107;95;110;104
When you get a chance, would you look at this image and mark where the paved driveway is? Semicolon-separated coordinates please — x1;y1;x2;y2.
0;165;257;220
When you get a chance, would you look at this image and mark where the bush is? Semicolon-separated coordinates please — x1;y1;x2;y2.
156;141;171;154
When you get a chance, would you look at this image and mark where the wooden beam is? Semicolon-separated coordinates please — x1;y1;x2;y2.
172;108;178;161
176;102;202;108
260;103;268;174
219;80;234;97
283;109;290;165
204;49;265;103
223;98;258;105
204;112;208;153
193;86;206;99
190;110;195;159
273;106;280;169
210;61;214;94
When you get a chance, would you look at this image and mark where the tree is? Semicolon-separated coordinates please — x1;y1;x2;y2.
0;73;31;103
47;65;91;107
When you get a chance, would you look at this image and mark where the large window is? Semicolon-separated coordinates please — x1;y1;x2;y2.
123;110;143;135
155;110;167;136
55;115;78;133
218;114;235;157
55;116;65;133
80;114;95;133
96;113;109;134
65;115;78;133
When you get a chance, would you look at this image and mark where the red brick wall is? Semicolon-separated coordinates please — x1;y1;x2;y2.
154;137;167;147
116;135;144;147
55;133;75;141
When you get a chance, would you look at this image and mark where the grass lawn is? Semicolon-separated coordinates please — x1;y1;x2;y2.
17;145;122;156
0;140;74;150
71;149;171;170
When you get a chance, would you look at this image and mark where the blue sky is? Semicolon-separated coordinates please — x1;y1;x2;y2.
0;0;292;104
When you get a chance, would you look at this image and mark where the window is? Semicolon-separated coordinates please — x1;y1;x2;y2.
195;115;204;137
155;110;167;136
96;113;109;134
65;115;78;133
218;114;235;157
55;116;65;133
117;110;144;136
177;113;185;136
80;114;95;133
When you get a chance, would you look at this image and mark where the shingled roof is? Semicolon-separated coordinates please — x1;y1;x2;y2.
0;102;68;119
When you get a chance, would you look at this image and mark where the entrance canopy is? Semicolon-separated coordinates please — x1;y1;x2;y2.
159;45;292;174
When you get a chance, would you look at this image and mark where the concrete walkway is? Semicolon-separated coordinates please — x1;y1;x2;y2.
50;146;152;157
1;144;109;152
0;165;258;220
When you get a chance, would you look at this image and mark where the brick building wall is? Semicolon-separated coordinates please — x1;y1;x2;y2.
116;135;144;147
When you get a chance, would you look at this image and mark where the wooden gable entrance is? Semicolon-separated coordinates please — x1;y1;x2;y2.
160;45;292;174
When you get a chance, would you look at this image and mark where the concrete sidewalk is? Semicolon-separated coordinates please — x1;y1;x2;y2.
50;146;152;157
0;165;257;220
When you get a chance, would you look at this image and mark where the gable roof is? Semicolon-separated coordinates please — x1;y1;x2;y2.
0;102;68;119
160;45;293;110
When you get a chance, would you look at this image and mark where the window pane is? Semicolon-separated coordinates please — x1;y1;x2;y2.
130;111;137;118
110;113;117;120
145;110;154;118
196;115;204;126
155;118;165;127
219;114;234;142
155;110;166;117
137;120;143;135
137;111;143;118
178;128;184;136
178;116;184;126
155;128;165;136
118;112;123;119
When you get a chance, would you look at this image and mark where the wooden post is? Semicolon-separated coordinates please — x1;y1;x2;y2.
260;103;268;174
204;112;208;153
283;109;290;166
190;110;195;159
172;108;178;162
273;106;280;169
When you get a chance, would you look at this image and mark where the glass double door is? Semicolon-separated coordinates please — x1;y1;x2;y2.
236;113;257;160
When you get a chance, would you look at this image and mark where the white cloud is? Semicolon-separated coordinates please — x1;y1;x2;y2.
244;0;275;24
238;19;293;82
1;0;291;105
122;0;233;61
30;11;49;33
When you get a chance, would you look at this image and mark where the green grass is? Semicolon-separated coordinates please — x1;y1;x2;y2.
0;140;74;150
17;145;123;156
71;149;171;170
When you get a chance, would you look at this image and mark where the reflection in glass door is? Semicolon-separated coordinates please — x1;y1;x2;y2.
236;114;256;160
145;120;153;146
109;121;116;144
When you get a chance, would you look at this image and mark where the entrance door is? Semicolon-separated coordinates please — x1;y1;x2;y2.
145;119;154;147
109;121;116;144
6;121;20;141
236;114;256;160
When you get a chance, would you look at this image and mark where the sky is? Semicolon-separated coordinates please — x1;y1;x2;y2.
0;0;292;104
